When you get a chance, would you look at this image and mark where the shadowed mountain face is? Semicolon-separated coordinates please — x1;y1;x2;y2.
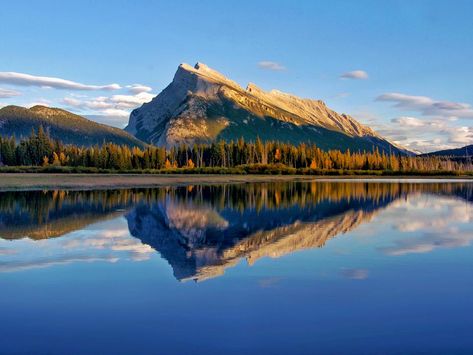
421;144;473;158
125;63;411;154
1;182;472;281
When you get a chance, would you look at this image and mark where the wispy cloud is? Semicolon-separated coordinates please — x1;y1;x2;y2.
0;254;119;273
257;61;286;71
0;88;21;98
340;268;369;280
126;84;152;94
334;92;351;99
0;72;121;91
340;70;368;80
0;247;16;256
24;99;52;108
380;230;473;256
376;92;473;119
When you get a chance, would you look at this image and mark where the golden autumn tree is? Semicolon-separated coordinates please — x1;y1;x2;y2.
52;152;61;166
274;148;281;161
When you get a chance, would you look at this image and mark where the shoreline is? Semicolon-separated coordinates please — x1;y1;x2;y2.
0;173;472;192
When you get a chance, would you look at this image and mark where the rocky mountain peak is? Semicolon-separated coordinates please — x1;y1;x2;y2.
125;62;411;154
177;62;242;90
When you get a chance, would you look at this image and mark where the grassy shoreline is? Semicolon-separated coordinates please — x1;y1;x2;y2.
0;173;472;192
1;164;473;176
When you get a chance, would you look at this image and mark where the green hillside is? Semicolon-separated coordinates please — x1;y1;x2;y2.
209;97;410;155
0;105;146;148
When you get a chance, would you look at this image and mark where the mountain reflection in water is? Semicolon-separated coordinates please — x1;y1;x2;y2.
0;181;472;281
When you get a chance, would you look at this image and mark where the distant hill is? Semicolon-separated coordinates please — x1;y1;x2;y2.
0;105;146;147
421;145;473;157
126;62;412;155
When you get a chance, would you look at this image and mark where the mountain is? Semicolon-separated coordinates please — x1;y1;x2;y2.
126;199;384;282
126;62;410;154
421;144;473;157
0;105;145;147
0;190;137;240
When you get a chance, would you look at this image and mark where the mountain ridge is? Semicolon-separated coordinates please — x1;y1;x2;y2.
0;105;146;148
421;144;473;157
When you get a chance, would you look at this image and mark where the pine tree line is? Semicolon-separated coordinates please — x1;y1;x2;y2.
0;128;471;173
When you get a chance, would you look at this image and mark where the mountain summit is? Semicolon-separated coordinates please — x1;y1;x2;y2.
126;62;408;153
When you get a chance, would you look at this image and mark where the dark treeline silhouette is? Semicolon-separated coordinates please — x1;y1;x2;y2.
1;128;472;173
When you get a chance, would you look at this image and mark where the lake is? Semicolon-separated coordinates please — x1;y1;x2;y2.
0;180;472;354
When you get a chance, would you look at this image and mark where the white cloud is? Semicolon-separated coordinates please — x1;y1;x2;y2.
377;118;473;153
62;91;154;126
0;71;121;91
377;92;473;119
340;70;368;80
126;84;152;94
363;104;473;152
0;88;21;98
378;195;473;256
0;218;155;273
257;61;286;71
448;126;473;144
391;116;425;127
63;92;154;111
109;92;155;108
100;108;130;118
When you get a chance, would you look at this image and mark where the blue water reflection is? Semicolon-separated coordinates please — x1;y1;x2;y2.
0;181;472;354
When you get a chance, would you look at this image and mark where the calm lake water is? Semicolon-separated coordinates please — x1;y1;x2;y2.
0;180;472;354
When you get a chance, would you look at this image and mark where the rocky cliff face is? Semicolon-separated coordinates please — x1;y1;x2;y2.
126;62;409;154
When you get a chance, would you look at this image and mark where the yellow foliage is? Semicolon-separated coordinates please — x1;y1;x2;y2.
59;152;68;165
274;148;281;161
52;152;61;166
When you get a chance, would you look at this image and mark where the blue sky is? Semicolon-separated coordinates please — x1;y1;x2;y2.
0;0;472;152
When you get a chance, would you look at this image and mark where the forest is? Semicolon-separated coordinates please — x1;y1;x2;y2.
0;127;472;175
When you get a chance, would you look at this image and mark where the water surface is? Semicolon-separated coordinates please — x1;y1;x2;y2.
1;181;472;354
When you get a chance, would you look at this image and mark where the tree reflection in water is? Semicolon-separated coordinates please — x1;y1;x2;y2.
0;181;472;280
